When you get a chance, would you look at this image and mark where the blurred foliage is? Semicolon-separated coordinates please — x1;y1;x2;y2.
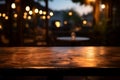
71;0;84;4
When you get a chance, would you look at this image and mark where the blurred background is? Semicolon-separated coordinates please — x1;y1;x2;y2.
0;0;120;46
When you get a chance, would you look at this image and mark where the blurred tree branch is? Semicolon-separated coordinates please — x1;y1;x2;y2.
71;0;84;4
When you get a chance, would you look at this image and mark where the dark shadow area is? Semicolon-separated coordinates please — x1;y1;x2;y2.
0;76;120;80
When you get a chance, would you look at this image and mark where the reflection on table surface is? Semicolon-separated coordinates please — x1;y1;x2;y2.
0;47;120;68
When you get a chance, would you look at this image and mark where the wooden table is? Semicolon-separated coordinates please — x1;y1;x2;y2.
0;47;120;79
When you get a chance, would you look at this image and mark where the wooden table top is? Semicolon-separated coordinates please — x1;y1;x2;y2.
0;46;120;75
0;46;120;68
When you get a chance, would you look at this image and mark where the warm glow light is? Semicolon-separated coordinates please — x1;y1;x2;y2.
24;12;27;16
28;16;32;20
64;21;68;25
11;3;16;9
42;16;46;20
5;16;8;20
2;13;6;17
65;47;100;67
50;12;54;16
68;11;73;16
23;15;27;19
86;0;96;3
86;47;95;59
86;0;96;5
101;4;106;9
35;8;39;13
55;21;61;28
29;10;33;15
0;25;2;29
25;6;30;11
47;15;50;19
89;0;96;2
43;11;46;15
75;27;81;31
83;20;87;25
39;10;42;14
0;13;1;17
14;13;18;18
